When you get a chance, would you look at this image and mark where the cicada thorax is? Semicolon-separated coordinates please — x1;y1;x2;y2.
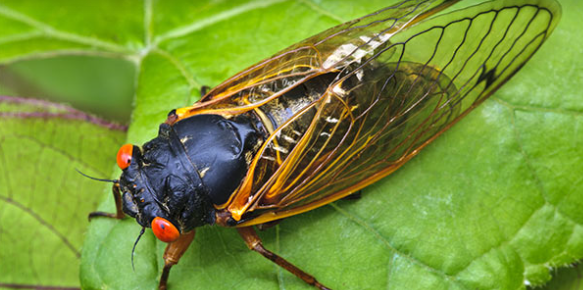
168;114;265;205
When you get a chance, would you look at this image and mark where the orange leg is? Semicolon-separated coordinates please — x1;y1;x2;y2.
237;227;331;290
88;183;125;220
159;231;196;290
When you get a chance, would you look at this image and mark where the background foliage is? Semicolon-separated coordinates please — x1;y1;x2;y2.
0;0;581;289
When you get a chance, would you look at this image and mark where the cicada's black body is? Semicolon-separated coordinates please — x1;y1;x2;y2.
119;113;264;232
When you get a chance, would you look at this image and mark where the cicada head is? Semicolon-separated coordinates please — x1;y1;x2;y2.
117;114;262;243
116;135;212;242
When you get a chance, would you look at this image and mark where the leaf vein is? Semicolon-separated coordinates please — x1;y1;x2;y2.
0;50;139;66
155;0;290;44
144;0;153;47
297;0;346;23
493;96;583;116
0;4;132;53
153;48;201;90
0;195;81;257
329;203;469;289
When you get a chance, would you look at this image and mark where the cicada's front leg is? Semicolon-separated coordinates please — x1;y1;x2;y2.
159;231;196;290
88;183;125;220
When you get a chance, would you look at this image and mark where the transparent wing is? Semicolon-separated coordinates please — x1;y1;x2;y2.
203;0;561;223
174;0;458;118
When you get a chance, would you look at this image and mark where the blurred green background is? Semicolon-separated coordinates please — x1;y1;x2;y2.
0;56;135;124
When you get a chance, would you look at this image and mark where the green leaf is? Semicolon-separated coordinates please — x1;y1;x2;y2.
0;0;581;290
0;97;125;289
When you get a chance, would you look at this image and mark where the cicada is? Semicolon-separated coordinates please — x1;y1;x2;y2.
89;0;561;289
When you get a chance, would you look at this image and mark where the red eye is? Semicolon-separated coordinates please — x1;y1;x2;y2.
116;144;133;170
151;217;180;243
